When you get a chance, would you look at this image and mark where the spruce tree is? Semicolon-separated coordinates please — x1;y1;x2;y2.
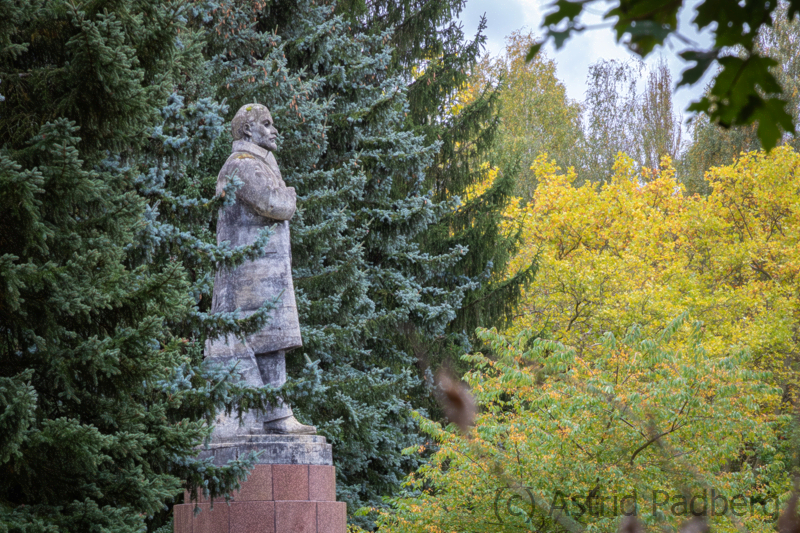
185;0;472;526
337;0;535;375
192;1;534;521
2;1;531;530
0;2;284;531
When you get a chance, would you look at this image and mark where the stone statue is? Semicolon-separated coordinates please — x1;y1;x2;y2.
207;103;315;436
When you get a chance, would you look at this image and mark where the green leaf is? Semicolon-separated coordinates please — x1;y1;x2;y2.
686;96;711;115
694;0;730;31
625;20;673;40
612;0;681;19
707;55;783;126
542;0;589;27
677;50;717;87
525;42;543;62
551;28;573;49
753;97;796;150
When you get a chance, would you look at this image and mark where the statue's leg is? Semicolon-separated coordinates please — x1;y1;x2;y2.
255;350;316;435
255;350;293;422
205;334;263;436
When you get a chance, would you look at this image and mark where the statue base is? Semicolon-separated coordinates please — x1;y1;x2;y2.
174;435;346;533
198;434;333;466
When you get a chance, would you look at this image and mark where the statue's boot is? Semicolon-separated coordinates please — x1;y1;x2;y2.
263;415;316;435
255;350;316;435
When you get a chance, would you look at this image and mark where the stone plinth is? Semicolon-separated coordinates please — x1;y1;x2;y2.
174;462;346;533
198;435;333;466
175;435;345;533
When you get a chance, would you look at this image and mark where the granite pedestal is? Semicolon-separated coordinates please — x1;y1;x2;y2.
174;436;346;533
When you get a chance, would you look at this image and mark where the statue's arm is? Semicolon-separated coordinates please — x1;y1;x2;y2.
237;162;296;220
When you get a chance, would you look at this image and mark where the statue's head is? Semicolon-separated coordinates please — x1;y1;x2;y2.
231;103;278;152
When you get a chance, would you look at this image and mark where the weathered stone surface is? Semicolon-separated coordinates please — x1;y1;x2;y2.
309;466;336;502
178;104;350;533
210;137;301;356
234;464;273;501
275;502;316;533
193;503;229;533
272;464;309;501
174;502;193;533
198;435;333;466
317;502;347;533
230;502;275;533
255;350;287;405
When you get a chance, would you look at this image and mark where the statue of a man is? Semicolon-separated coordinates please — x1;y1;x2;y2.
207;103;315;435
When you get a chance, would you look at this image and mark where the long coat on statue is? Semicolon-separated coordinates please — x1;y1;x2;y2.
209;139;302;356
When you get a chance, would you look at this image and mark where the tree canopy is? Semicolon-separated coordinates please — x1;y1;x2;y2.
381;145;800;532
0;0;525;530
531;0;800;150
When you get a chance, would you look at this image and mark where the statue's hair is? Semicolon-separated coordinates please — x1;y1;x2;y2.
231;103;271;141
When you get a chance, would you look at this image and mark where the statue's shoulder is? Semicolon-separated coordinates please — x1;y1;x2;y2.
219;150;267;178
224;149;264;166
215;150;265;197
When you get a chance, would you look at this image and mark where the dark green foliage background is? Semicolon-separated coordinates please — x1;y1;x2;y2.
0;0;526;531
0;2;287;531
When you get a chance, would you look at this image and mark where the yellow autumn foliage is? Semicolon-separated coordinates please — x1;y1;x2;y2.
510;147;800;391
380;148;800;533
380;316;784;533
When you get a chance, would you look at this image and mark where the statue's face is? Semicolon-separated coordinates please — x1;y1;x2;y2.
245;111;278;152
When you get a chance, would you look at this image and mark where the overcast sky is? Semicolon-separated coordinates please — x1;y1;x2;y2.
458;0;716;125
